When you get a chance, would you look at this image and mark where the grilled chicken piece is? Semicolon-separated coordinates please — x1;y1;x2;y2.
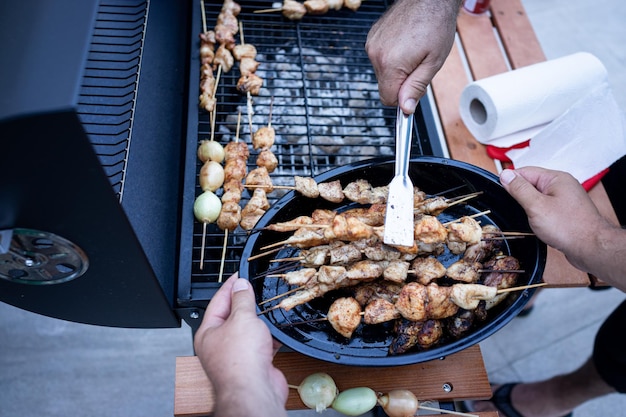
200;64;216;92
350;235;379;251
214;43;234;72
304;0;329;14
395;282;458;321
240;188;269;230
318;180;344;203
363;298;400;325
282;0;307;19
482;255;521;310
224;141;250;161
414;215;448;244
281;268;317;286
389;319;443;355
446;259;482;283
325;215;374;242
216;201;242;231
237;73;263;95
363;242;400;262
286;228;328;248
464;224;503;262
245;166;273;193
416;241;445;256
415;196;449;216
294;176;319;198
199;31;216;64
311;208;336;224
239;57;260;76
329;243;362;265
447;216;483;254
199;93;216;113
252;126;275;150
221;0;241;16
383;260;410;283
266;215;313;232
343;0;361;11
343;179;374;204
343;204;386;226
345;260;384;281
411;256;446;284
256;149;278;172
327;297;362;338
224;157;247;182
300;245;330;267
327;0;343;9
446;309;475;339
450;283;497;310
352;280;403;306
232;43;257;60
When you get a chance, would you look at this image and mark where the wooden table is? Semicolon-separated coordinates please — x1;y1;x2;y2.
174;1;620;415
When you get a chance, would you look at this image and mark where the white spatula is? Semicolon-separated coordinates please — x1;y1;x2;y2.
383;107;414;247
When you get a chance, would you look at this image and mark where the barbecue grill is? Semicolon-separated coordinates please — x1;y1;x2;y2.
0;0;442;331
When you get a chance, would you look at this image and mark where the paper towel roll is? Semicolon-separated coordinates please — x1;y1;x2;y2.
459;52;609;147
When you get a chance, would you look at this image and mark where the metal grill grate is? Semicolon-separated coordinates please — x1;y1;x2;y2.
77;0;149;200
186;0;441;293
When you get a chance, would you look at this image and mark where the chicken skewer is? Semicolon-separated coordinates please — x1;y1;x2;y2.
277;281;546;333
258;280;545;317
254;0;361;20
259;211;490;251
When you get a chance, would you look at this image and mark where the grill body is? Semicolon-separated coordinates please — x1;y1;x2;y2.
0;0;442;329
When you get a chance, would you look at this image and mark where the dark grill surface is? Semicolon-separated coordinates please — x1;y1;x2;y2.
77;0;148;200
186;0;441;297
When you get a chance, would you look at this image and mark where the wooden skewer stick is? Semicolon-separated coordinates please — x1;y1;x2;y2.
253;7;283;13
443;210;491;226
238;21;255;139
496;282;547;294
200;0;208;34
418;405;477;417
258;282;548;316
210;64;222;141
258;285;305;306
248;246;283;261
218;229;228;282
199;222;207;270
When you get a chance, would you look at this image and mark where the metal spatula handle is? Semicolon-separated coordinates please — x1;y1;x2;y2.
395;107;413;176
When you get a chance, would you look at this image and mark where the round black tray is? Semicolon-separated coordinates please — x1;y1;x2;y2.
240;156;547;366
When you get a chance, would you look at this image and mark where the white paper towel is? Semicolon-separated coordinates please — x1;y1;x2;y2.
459;52;609;147
506;82;626;183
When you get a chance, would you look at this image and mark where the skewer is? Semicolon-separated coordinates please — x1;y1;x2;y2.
210;64;222;141
253;7;283;13
496;282;547;293
258;285;305;306
418;405;477;417
247;246;283;261
200;0;208;34
238;21;255;137
200;222;208;270
259;282;547;317
217;109;243;276
218;229;228;282
442;210;491;226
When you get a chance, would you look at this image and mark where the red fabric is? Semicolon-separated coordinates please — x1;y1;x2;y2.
581;168;609;191
485;140;609;192
486;140;531;162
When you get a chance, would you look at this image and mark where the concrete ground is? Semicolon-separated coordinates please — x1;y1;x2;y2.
1;0;625;416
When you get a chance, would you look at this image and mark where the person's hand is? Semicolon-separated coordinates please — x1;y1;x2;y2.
365;0;461;114
500;167;626;291
194;273;288;417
